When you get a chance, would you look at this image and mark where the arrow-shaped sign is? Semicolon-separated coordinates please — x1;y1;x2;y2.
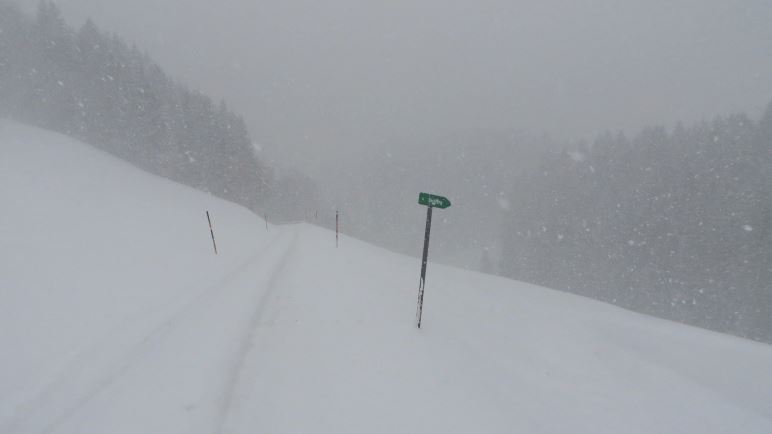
418;192;451;209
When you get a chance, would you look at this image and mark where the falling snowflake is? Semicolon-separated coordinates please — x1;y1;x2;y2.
568;151;586;163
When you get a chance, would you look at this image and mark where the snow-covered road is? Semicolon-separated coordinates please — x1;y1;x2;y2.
3;120;772;433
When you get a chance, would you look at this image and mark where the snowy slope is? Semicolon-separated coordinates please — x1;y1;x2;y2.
2;119;772;434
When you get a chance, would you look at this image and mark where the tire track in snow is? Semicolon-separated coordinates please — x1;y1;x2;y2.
213;231;299;434
3;230;290;434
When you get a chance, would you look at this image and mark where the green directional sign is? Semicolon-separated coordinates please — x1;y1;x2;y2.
418;192;451;209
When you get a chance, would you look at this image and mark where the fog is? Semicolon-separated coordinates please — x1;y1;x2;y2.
17;0;772;173
4;0;771;341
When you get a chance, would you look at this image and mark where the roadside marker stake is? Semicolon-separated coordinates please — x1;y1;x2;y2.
206;210;218;255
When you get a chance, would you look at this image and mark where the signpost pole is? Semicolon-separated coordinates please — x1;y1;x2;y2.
415;192;451;329
416;205;433;328
336;209;339;248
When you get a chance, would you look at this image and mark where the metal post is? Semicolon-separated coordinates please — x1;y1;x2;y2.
206;210;218;255
416;206;432;328
336;210;339;248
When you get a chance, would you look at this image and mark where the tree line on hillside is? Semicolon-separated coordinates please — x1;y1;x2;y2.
501;106;772;342
0;0;270;210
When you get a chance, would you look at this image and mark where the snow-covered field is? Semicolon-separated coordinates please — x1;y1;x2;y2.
2;120;772;433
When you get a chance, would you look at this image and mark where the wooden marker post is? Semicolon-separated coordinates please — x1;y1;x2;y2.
206;210;218;255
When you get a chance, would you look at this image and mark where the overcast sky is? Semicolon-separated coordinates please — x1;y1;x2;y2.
19;0;772;172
